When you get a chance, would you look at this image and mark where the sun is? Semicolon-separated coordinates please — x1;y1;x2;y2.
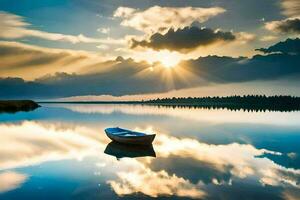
157;51;181;68
160;56;180;68
131;49;182;68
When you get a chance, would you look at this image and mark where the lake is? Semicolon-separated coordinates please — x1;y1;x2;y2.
0;103;299;200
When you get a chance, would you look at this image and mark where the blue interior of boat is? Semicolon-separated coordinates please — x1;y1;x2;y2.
106;127;146;136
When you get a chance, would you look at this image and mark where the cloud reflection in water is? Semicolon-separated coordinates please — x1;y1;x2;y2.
0;121;105;170
107;128;300;198
0;121;299;199
0;171;27;193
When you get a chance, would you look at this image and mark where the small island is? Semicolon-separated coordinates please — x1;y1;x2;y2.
0;100;40;113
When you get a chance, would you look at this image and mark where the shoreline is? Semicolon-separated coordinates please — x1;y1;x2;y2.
38;95;300;112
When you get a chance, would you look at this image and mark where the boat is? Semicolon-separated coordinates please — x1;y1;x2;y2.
104;127;156;145
104;141;156;159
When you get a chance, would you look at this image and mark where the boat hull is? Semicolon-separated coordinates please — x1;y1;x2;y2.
105;130;155;145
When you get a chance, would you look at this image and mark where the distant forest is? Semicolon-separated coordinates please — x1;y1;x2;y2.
40;95;300;112
142;95;300;112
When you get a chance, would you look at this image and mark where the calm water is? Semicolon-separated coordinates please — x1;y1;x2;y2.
0;104;299;200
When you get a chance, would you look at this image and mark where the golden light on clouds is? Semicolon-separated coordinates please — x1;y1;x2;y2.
114;6;226;34
0;41;110;80
126;49;183;67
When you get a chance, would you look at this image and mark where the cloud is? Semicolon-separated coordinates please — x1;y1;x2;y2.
107;131;300;197
0;172;28;193
235;32;256;43
96;44;109;50
0;11;124;45
130;26;236;52
0;121;105;170
0;39;299;99
0;120;299;198
151;134;300;188
265;17;300;34
282;189;300;200
280;0;300;18
260;35;278;42
264;1;300;35
1;53;299;99
97;27;110;34
114;6;225;33
184;55;300;84
0;120;206;199
108;162;205;199
56;78;300;102
256;38;300;54
0;41;110;80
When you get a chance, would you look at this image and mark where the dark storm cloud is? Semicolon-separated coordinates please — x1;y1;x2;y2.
131;26;236;52
0;38;300;99
266;18;300;34
256;38;300;54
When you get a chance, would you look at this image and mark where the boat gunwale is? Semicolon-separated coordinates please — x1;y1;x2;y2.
105;127;155;137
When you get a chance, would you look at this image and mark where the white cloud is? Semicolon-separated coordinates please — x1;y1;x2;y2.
107;159;205;199
106;131;300;197
0;12;124;45
0;121;105;170
153;134;300;188
96;44;109;49
0;172;28;193
0;120;299;198
114;7;136;18
114;6;226;34
97;27;110;34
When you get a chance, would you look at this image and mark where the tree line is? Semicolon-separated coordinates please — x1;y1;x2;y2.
142;95;300;112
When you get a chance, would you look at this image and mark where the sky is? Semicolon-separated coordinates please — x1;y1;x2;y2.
0;0;299;100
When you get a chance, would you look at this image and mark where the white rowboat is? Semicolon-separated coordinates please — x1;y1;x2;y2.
105;127;156;145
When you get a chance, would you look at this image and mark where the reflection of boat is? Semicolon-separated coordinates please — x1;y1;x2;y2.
104;141;156;159
104;127;156;145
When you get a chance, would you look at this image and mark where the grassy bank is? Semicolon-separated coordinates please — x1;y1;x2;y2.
0;100;40;113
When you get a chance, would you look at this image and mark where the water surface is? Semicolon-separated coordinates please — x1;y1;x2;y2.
0;104;299;200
